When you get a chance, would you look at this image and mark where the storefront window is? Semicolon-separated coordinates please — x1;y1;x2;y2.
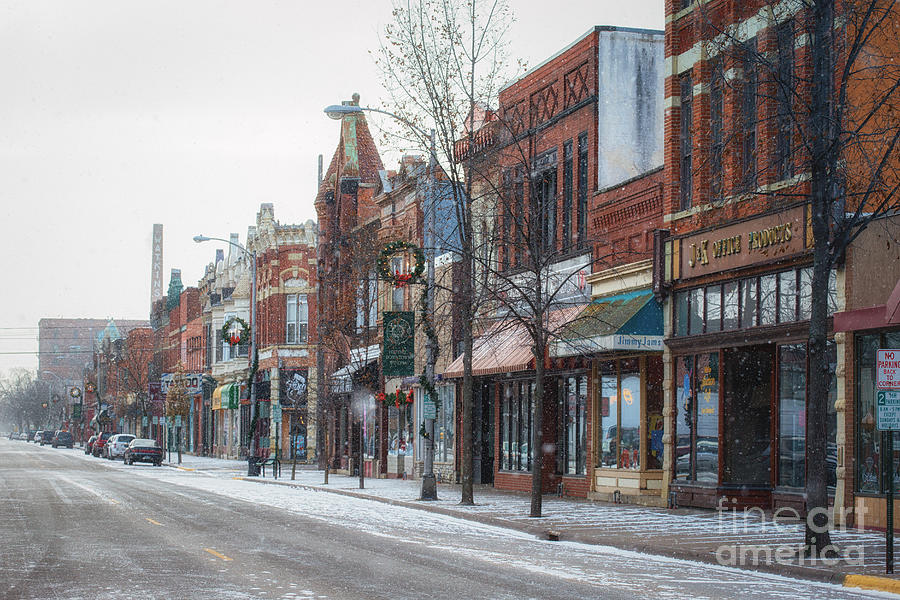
360;394;377;459
596;357;661;471
778;344;806;488
674;267;837;337
856;332;900;494
741;279;758;328
560;375;587;475
760;274;777;326
689;288;705;335
435;384;455;463
388;401;414;456
646;356;664;469
599;364;618;468
501;381;532;472
723;282;739;331
706;285;721;333
779;271;797;323
620;363;641;469
675;355;694;480
675;291;689;337
857;333;880;493
675;353;719;482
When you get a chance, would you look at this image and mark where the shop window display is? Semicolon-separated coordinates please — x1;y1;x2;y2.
596;356;662;470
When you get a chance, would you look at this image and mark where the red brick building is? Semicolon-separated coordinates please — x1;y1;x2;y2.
448;26;665;499
660;0;835;511
248;203;318;462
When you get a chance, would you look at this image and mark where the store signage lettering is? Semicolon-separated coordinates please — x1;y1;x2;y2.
678;206;806;280
689;222;792;268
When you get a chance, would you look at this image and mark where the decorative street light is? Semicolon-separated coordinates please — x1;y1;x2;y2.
194;234;260;476
41;370;69;428
324;99;439;500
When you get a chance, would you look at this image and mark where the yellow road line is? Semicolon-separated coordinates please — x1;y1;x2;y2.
145;518;162;526
204;548;233;561
175;466;195;471
108;499;119;505
844;574;900;594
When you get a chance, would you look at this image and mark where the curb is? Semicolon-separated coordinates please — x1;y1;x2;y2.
230;476;878;588
844;574;900;594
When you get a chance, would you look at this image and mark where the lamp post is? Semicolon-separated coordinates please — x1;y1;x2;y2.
194;234;260;476
41;370;68;428
324;101;439;500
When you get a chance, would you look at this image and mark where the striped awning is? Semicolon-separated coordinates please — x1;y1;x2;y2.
212;383;239;410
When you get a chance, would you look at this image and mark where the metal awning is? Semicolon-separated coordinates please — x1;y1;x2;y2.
550;289;663;357
330;344;380;393
442;306;584;379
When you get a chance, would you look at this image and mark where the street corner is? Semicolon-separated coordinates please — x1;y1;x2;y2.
844;574;900;595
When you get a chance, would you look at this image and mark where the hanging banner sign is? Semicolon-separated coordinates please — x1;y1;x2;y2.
383;311;415;377
142;416;148;427
272;403;282;423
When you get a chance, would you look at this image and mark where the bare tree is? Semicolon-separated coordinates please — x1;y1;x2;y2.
377;0;518;505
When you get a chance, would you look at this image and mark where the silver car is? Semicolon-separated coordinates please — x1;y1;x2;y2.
105;434;136;460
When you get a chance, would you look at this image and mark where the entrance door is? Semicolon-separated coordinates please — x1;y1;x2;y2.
473;380;495;484
723;346;773;486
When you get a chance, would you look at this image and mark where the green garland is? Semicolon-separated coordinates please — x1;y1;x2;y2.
376;240;425;287
222;316;250;347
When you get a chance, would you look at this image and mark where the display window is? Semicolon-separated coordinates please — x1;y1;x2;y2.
856;331;900;494
500;380;533;472
558;374;587;475
596;356;663;470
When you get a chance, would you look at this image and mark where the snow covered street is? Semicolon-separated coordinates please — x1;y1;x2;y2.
2;440;898;599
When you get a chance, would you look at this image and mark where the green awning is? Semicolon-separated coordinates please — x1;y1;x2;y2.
550;289;663;357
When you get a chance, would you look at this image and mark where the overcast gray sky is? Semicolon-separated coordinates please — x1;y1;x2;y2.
0;0;663;374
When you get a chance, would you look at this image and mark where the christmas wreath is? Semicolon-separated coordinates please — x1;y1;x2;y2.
376;241;425;288
222;316;250;346
376;389;415;411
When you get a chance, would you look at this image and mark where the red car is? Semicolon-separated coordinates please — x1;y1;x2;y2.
91;432;113;457
84;435;98;455
123;439;163;466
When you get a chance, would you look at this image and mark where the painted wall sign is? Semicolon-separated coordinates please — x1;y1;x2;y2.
676;206;808;280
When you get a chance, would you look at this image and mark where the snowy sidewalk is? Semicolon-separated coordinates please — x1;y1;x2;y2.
164;454;900;592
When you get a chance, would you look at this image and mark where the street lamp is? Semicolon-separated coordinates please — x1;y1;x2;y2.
324;99;439;500
195;234;260;476
41;371;68;428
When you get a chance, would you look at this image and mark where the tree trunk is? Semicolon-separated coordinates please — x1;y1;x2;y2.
460;313;475;505
531;336;545;518
805;0;835;555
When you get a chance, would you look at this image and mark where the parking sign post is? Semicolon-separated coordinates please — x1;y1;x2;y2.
876;349;900;574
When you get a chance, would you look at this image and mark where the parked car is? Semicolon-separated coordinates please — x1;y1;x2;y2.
85;435;98;455
123;438;163;466
51;430;74;448
104;434;135;459
33;431;43;443
39;430;54;446
91;432;113;457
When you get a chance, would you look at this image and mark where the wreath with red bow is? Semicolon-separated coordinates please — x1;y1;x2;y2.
376;241;425;288
377;389;415;411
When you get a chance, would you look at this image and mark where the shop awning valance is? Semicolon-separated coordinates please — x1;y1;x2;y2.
213;383;239;410
442;306;584;379
550;289;663;358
